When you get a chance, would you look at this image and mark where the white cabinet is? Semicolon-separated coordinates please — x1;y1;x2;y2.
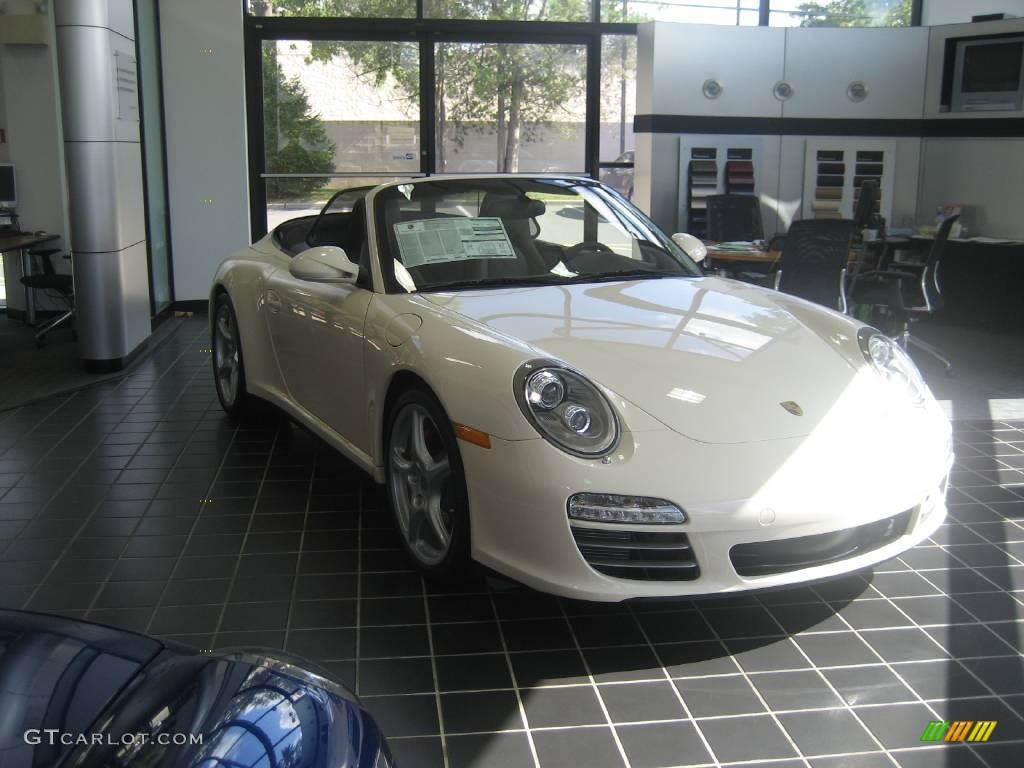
644;22;786;118
783;27;929;120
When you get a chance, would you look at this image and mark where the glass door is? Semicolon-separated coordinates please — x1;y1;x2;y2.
260;39;421;231
434;41;588;174
135;0;173;314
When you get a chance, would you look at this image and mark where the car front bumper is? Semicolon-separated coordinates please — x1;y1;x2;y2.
460;414;953;602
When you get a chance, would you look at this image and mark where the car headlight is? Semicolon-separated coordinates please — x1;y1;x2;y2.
858;328;928;405
514;359;620;457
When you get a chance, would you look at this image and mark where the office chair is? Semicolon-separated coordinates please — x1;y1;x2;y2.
20;248;75;347
849;214;959;372
853;179;880;231
772;218;858;313
706;194;764;242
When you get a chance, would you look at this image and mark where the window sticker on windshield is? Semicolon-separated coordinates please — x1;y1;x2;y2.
394;217;516;268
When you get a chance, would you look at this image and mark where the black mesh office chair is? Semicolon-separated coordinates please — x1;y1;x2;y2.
849;214;959;371
853;179;880;231
706;194;764;242
20;248;74;347
773;219;857;313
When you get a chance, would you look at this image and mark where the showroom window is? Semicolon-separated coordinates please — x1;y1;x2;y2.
242;0;922;236
601;0;761;26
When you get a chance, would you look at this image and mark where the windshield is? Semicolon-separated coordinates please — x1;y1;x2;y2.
372;177;701;293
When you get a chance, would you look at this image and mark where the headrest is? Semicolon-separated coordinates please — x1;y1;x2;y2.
479;193;546;220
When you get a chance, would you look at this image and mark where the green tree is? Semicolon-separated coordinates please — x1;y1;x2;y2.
262;45;336;198
257;0;588;172
796;0;912;27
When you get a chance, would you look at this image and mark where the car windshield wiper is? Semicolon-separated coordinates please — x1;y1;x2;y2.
418;275;575;292
565;270;692;283
417;270;694;292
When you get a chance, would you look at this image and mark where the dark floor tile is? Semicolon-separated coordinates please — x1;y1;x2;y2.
285;627;356;661
431;621;503;656
440;690;523;734
95;580;166;608
778;709;878;756
161;578;231;607
446;732;534;768
361;694;438;738
433;653;511;693
387;737;443;768
229;574;295;603
702;605;782;639
148;604;222;635
110;557;177;582
220;601;290;632
289;598;356;629
750;669;844;711
698;714;799;763
599;680;686;723
360;657;435;696
836;598;915;629
617;721;712;768
360;625;430;658
658;640;736;678
674;674;764;718
725;636;813;673
583;644;662;683
532;727;625;768
295;573;358;600
360;596;425;626
501;618;575;652
27;581;102;611
796;632;879;667
860;627;950;663
522;685;605;728
822;664;915;706
853;702;939;749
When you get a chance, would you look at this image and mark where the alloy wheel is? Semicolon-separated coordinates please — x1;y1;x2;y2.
214;304;240;407
389;403;454;566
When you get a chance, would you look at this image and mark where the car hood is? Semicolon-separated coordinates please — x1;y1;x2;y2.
424;276;873;444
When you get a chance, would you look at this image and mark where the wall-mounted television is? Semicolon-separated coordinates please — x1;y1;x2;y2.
952;36;1024;112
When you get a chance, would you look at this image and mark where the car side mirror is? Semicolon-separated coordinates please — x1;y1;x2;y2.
290;245;359;284
672;233;707;264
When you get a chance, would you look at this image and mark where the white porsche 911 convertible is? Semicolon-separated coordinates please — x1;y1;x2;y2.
210;175;953;601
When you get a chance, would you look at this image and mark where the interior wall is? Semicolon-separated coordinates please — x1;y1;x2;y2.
160;0;249;302
0;8;72;313
636;22;927;235
922;0;1024;25
918;17;1024;238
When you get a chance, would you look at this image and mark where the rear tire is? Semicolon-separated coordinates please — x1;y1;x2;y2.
212;292;251;418
385;387;471;582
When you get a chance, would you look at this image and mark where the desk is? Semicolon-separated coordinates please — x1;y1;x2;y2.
0;232;61;324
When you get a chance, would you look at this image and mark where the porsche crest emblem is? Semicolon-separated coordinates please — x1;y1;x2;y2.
780;401;804;416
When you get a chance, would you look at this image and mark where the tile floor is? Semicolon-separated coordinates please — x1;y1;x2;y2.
0;316;1022;768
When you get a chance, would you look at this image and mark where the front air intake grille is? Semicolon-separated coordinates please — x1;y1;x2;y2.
571;526;700;581
730;509;913;577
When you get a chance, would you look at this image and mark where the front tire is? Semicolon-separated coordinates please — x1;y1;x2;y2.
385;387;471;581
212;292;251;418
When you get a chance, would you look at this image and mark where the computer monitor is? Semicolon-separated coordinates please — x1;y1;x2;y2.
0;164;15;210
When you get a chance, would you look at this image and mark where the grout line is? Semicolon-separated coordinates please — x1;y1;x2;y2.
421;577;450;768
487;591;542;768
627;603;723;768
557;601;633;768
688;601;813;768
283;450;317;653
